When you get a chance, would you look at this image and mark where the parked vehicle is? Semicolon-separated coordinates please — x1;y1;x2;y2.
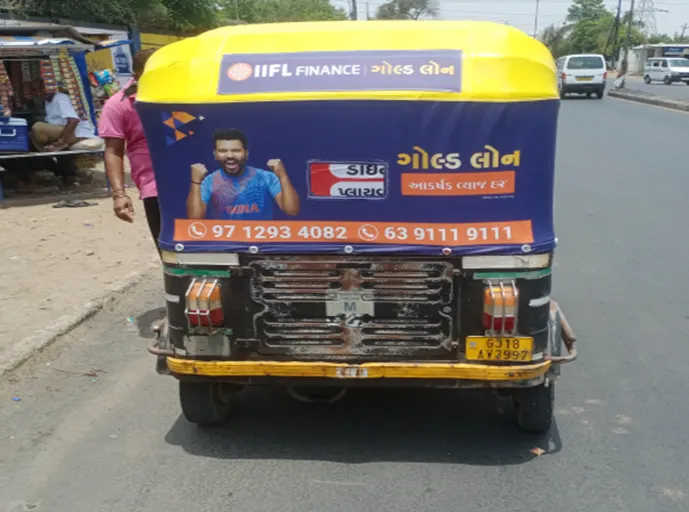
556;53;607;99
138;20;577;433
643;57;689;85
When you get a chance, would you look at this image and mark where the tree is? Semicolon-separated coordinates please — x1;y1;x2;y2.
375;0;438;21
540;23;573;58
8;0;347;32
540;0;649;62
8;0;219;31
223;0;347;24
566;0;608;24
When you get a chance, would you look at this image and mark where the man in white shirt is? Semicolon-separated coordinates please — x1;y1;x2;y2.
31;83;100;152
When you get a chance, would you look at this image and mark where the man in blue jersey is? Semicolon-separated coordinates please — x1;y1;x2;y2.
187;128;300;220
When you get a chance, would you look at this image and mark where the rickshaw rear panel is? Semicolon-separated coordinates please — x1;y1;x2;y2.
160;255;555;366
138;20;576;432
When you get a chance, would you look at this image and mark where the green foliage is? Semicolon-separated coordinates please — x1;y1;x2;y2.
7;0;347;33
374;0;438;21
539;24;572;59
648;32;689;44
541;0;648;60
566;0;607;24
224;0;347;24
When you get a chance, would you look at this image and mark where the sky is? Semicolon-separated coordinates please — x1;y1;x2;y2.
335;0;689;39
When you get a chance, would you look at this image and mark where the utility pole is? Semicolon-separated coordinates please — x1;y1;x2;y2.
533;0;540;38
604;0;623;64
350;0;358;20
621;0;636;80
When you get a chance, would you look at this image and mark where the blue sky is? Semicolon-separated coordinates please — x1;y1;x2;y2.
337;0;688;38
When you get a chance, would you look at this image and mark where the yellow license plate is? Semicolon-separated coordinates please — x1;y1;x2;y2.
576;76;593;81
465;336;534;361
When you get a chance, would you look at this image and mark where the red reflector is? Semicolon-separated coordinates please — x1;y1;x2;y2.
561;73;566;80
186;280;223;328
189;309;224;327
483;282;518;334
482;314;515;332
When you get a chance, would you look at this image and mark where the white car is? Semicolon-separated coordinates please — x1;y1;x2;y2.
556;54;607;99
643;57;689;85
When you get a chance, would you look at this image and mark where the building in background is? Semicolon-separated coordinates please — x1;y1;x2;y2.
619;44;689;74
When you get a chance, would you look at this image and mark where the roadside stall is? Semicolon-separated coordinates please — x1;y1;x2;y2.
0;25;129;200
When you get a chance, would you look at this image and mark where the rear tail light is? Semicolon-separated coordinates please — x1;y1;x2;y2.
561;72;567;80
185;278;223;331
604;71;608;79
483;280;519;335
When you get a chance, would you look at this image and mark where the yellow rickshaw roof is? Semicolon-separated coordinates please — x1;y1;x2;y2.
137;20;557;104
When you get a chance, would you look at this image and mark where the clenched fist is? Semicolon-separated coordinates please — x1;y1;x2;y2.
191;163;208;183
267;159;286;179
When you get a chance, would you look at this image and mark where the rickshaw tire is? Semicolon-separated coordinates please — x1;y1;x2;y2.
179;381;234;426
513;383;554;433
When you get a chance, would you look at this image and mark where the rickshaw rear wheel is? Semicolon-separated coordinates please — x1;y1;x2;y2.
179;381;235;426
513;383;554;433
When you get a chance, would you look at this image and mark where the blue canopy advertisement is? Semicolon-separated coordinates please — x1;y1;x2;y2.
136;97;558;255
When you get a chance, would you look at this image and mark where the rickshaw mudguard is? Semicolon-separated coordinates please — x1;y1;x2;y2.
137;21;574;390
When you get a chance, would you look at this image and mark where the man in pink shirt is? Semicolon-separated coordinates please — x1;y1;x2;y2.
99;49;160;249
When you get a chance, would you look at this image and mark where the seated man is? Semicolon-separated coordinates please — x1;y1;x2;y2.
31;82;102;152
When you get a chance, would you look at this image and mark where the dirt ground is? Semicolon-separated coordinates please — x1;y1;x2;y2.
0;195;160;358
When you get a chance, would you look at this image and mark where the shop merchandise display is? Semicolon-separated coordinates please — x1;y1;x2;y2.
0;61;14;116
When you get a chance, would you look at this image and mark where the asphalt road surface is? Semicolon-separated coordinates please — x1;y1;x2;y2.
2;97;689;512
623;76;689;100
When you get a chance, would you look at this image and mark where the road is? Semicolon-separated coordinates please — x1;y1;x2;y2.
623;76;689;100
2;97;689;512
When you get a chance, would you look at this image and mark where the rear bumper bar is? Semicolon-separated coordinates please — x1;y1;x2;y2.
167;358;552;381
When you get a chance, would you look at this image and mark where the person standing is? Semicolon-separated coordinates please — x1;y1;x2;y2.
98;48;160;249
99;48;166;333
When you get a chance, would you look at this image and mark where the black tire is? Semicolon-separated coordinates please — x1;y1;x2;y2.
586;92;592;97
513;383;554;433
663;76;672;85
685;81;689;86
179;381;235;426
644;75;651;84
596;91;604;99
559;90;566;99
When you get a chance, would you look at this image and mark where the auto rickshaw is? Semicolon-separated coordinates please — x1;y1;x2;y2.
137;19;577;433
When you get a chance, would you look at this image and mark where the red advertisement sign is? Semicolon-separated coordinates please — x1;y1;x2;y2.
309;161;387;199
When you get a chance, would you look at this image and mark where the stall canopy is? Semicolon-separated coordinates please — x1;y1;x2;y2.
0;24;130;127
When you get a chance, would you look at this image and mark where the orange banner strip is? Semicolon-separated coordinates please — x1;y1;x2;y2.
401;171;515;196
174;220;534;246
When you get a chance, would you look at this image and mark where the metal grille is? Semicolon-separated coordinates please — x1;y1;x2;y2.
249;258;455;358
